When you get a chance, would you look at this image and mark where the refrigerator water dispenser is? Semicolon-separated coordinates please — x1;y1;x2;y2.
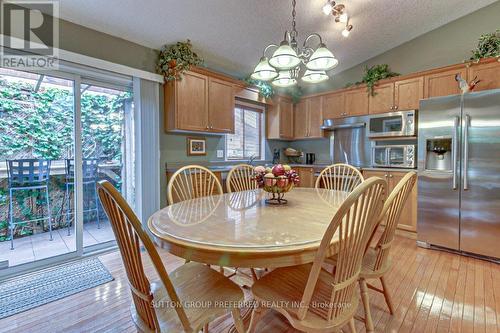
425;138;452;171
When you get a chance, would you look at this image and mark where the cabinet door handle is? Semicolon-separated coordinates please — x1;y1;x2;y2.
389;174;393;178
394;105;398;110
384;174;388;177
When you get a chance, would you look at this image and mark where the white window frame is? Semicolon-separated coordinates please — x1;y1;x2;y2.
225;101;265;161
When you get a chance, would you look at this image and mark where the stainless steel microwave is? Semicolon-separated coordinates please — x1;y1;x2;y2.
368;110;416;138
372;144;416;168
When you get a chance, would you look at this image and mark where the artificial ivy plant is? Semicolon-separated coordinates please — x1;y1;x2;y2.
157;40;203;82
469;29;500;62
345;64;400;96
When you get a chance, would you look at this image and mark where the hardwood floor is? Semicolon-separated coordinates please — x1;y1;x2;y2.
1;233;499;333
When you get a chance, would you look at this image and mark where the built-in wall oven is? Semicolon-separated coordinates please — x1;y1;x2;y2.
368;110;416;138
372;144;416;168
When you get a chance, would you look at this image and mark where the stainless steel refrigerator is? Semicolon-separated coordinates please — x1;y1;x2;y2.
417;89;500;260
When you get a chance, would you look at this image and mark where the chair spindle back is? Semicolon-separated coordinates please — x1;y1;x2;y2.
226;164;258;193
167;165;223;205
315;163;364;193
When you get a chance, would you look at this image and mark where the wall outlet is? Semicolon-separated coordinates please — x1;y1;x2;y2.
217;150;224;158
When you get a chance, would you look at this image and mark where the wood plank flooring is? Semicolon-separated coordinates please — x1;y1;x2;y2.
0;233;499;333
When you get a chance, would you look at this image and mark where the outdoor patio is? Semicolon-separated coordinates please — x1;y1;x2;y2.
0;219;115;267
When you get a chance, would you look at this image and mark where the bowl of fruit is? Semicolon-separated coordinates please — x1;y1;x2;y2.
254;164;300;205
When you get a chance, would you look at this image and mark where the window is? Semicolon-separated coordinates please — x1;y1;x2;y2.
226;105;262;160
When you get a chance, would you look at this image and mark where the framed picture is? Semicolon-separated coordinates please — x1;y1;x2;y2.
187;137;206;156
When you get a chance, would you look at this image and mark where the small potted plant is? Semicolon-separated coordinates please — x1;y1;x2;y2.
254;164;300;205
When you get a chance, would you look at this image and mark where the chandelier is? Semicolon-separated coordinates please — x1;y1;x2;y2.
251;0;338;87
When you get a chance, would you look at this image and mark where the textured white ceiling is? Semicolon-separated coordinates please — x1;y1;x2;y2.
57;0;498;78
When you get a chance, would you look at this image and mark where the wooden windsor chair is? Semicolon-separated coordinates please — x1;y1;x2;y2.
167;165;223;205
249;177;387;333
358;172;417;333
226;164;258;193
315;163;364;193
97;180;245;333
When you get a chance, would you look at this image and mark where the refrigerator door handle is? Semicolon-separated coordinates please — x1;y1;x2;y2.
463;114;470;190
452;116;459;190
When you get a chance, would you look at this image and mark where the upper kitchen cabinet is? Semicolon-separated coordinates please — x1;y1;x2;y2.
208;77;234;133
164;69;235;133
394;76;424;110
307;96;323;138
369;82;395;114
424;66;467;98
322;92;345;119
467;58;500;92
267;96;294;140
293;99;308;139
369;77;424;114
293;96;324;139
344;88;369;117
165;70;208;132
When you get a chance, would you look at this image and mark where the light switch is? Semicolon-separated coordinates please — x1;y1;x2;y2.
217;150;224;158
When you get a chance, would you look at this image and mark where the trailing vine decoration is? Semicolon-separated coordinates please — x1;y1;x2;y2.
244;77;303;104
156;39;204;82
468;30;500;63
244;77;274;99
345;64;400;96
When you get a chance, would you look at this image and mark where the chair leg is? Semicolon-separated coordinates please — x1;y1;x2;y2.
349;318;357;333
45;186;52;241
9;188;14;250
248;302;266;333
203;323;209;333
359;278;374;333
94;182;101;229
65;183;71;236
380;276;394;315
231;308;245;333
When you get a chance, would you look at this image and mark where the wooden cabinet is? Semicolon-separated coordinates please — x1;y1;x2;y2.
322;92;345;119
369;78;424;114
369;83;395;114
344;88;369;117
467;59;500;92
293;100;308;139
394;77;424;110
295;167;315;188
267;97;293;140
293;96;324;139
362;169;417;232
424;66;467;98
208;77;234;133
165;70;235;134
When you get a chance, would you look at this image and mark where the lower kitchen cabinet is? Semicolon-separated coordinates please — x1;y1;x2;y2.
295;167;315;188
362;169;417;232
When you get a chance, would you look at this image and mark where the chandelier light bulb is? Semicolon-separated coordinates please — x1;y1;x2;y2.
322;1;333;15
306;44;338;71
339;12;348;23
272;70;297;87
269;42;301;70
342;24;353;38
251;56;278;81
302;70;329;83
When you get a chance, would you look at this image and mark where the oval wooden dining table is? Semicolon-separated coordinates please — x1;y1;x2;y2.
148;188;349;269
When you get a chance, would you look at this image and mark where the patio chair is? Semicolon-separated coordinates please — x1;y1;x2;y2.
7;159;52;250
64;158;100;235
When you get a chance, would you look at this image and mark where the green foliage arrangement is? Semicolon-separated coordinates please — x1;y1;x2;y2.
345;64;400;96
0;79;129;241
245;77;274;99
157;39;204;82
469;30;500;62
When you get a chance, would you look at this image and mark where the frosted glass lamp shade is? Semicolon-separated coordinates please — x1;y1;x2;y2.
269;43;301;70
301;70;329;83
251;57;278;81
272;71;297;87
306;45;338;71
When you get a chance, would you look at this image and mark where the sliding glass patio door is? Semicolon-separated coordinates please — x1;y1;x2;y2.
0;66;135;276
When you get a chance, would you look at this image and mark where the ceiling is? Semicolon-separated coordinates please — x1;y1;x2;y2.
57;0;498;78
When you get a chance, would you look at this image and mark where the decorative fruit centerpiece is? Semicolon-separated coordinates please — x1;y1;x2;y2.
254;164;300;205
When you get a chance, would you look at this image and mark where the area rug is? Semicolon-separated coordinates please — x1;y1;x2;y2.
0;257;114;319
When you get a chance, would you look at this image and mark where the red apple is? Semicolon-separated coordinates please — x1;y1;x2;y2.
272;164;285;176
